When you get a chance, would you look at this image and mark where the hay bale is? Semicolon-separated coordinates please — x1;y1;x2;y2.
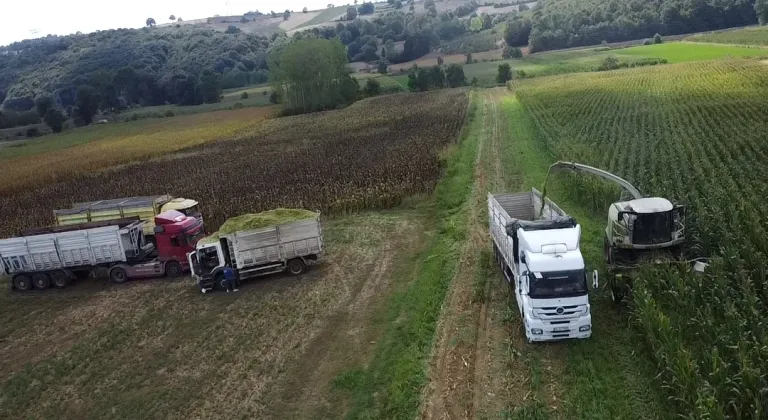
200;208;317;244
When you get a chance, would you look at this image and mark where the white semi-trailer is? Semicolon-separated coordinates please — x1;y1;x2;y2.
488;188;598;343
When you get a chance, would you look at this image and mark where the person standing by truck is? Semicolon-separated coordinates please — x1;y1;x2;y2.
224;267;238;292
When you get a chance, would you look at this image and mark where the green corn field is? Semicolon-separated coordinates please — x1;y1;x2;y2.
513;59;768;419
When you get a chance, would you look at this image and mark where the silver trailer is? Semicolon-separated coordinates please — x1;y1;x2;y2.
189;214;324;292
0;218;152;291
489;188;598;343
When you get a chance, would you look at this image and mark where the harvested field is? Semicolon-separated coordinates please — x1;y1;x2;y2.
0;210;427;419
0;89;468;237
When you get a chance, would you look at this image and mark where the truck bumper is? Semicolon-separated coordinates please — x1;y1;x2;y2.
525;315;592;342
198;275;215;291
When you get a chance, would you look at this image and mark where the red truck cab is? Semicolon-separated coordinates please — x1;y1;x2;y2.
153;210;205;271
107;210;205;282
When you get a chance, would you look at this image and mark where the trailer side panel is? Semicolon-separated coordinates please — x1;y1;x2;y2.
229;217;323;270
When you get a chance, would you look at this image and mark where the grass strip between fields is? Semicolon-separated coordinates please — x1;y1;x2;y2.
332;92;480;419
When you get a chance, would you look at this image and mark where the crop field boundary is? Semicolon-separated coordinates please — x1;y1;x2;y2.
332;90;479;419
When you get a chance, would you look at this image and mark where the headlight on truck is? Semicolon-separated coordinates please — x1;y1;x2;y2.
579;325;591;332
531;328;543;335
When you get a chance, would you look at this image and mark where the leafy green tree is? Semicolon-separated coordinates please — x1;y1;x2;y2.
598;56;620;71
470;17;483;32
654;33;663;43
225;25;241;34
303;7;308;13
378;59;389;74
169;15;176;21
146;18;156;27
465;53;473;64
503;17;532;47
394;0;402;9
481;13;492;29
198;71;222;104
427;65;445;88
44;108;67;133
427;5;438;17
502;46;523;58
445;64;466;87
358;2;375;15
424;0;436;8
269;39;357;113
284;10;291;20
347;6;358;20
518;3;529;12
35;95;54;117
74;85;101;125
437;56;444;66
363;78;381;96
758;0;768;25
496;63;512;84
407;66;430;92
113;66;138;103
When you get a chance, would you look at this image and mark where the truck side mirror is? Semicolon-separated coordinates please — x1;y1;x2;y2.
520;254;526;264
592;270;599;289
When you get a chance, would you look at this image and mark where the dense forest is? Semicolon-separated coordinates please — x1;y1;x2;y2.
525;0;760;52
0;27;280;115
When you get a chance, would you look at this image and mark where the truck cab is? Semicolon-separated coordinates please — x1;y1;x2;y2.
154;210;206;270
188;240;226;285
488;190;598;343
511;224;597;342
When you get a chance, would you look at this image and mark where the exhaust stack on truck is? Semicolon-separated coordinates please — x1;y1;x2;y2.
488;188;598;343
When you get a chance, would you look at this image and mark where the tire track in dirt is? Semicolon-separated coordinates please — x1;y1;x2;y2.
421;90;497;420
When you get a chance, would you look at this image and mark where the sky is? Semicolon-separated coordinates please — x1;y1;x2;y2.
0;0;338;46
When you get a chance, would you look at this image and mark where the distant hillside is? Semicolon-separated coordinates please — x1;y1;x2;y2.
0;26;283;111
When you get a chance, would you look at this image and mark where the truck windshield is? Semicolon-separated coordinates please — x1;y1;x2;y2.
632;212;672;245
528;270;587;299
185;228;206;247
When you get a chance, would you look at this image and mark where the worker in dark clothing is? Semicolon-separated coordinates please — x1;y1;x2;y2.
224;267;238;292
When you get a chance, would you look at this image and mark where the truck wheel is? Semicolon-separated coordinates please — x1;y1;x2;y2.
13;275;32;291
32;273;51;290
51;271;71;288
109;267;128;284
214;274;227;290
165;261;183;278
287;259;306;276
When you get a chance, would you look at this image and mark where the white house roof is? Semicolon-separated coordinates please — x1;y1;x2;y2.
618;197;674;213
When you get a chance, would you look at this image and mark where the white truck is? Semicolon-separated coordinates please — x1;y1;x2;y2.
488;188;598;343
0;218;153;290
188;213;324;293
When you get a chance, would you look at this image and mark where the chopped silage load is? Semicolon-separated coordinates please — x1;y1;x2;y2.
200;208;317;244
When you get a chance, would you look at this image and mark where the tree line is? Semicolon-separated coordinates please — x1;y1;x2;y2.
0;27;281;121
513;0;762;53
